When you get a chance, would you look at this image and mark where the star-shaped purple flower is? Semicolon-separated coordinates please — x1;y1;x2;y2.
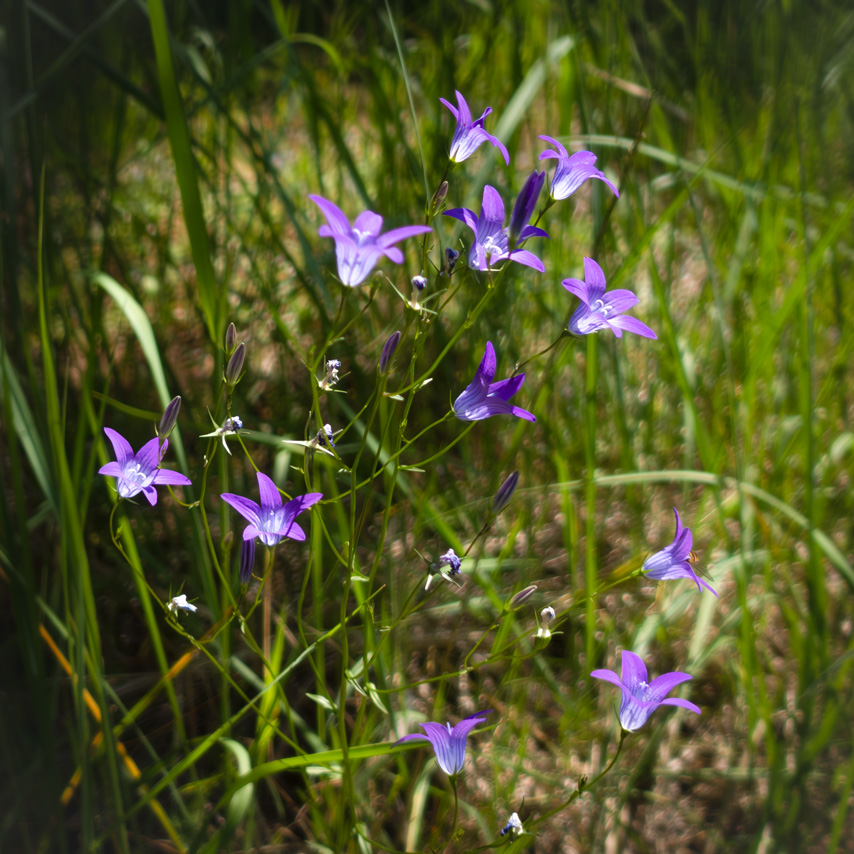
309;195;431;287
453;342;535;423
643;507;718;596
444;185;548;272
221;472;322;547
538;136;619;200
98;427;191;505
396;709;492;775
562;257;656;339
440;91;509;165
591;650;700;732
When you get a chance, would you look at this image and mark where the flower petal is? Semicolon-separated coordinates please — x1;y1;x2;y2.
620;650;649;690
221;493;262;528
480;185;505;224
377;224;432;247
562;277;590;303
103;427;134;466
152;469;192;487
582;258;607;302
507;248;545;272
590;668;624;690
257;472;283;512
443;207;479;234
607;315;657;339
309;194;351;235
658;697;702;715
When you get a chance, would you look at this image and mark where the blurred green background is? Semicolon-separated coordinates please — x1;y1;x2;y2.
2;0;854;851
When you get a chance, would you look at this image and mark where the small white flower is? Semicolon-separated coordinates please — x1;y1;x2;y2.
168;594;197;613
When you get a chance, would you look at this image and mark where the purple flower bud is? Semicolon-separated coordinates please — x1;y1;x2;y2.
239;536;255;584
411;275;427;292
508;170;545;247
509;584;537;609
492;470;519;514
225;342;246;388
225;322;238;356
379;331;401;374
157;395;182;440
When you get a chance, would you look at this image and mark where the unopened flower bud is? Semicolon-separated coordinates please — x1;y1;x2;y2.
379;331;401;374
508;170;545;247
509;584;537;610
239;537;255;585
157;395;181;440
225;322;238;356
430;180;448;215
492;470;519;514
411;275;428;292
225;342;246;388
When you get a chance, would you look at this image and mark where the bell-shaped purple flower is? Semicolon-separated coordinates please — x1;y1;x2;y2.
643;507;718;596
591;650;700;732
99;428;192;505
563;258;656;339
453;342;535;423
444;186;548;273
440;91;509;165
309;195;431;287
396;709;492;775
538;136;619;200
221;472;322;547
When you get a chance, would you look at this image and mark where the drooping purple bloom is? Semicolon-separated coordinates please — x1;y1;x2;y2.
538;136;619;200
438;548;462;575
591;650;701;732
309;195;431;287
562;258;656;339
643;507;718;596
99;427;192;505
440;91;509;165
396;709;492;775
444;186;548;272
221;472;322;547
453;342;535;423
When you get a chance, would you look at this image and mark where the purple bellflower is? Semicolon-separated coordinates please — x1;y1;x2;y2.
591;650;701;732
221;472;322;547
309;195;431;287
562;258;657;339
453;342;535;423
99;427;192;505
538;136;619;200
444;185;548;272
396;709;492;775
643;507;718;596
440;91;509;165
